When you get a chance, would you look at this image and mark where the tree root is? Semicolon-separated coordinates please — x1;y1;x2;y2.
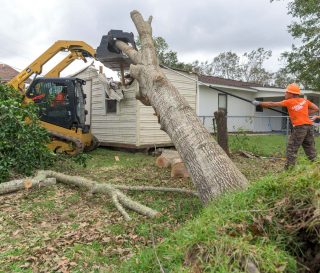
0;170;198;221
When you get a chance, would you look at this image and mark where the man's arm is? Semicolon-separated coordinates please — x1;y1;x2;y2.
309;102;319;114
252;100;283;108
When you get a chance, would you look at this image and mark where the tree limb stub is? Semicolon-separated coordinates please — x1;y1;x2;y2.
0;171;197;221
116;10;248;205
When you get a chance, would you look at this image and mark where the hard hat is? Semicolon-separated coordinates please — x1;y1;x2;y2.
286;83;300;95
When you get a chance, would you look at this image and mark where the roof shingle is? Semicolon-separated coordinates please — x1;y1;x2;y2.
199;75;263;88
0;63;19;82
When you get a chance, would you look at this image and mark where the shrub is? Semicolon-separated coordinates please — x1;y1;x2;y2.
0;84;54;182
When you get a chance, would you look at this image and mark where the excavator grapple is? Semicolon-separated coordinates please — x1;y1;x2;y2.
96;30;136;71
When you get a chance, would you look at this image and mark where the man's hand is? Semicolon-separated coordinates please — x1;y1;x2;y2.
252;100;261;106
311;116;320;123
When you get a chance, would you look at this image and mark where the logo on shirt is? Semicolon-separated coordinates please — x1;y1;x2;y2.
291;100;306;111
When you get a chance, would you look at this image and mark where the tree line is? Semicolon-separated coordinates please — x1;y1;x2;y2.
142;0;319;90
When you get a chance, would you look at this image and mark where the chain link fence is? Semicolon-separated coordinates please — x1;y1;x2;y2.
199;115;320;136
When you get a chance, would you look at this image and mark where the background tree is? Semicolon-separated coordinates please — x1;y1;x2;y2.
211;52;241;80
240;48;273;85
272;0;320;89
115;10;248;204
273;56;297;87
136;36;193;71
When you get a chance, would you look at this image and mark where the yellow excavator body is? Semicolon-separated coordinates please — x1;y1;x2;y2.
7;40;98;155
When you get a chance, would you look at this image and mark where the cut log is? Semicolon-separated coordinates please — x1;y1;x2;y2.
155;149;180;168
171;162;190;178
156;149;189;178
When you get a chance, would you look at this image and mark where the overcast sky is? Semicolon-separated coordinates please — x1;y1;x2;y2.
0;0;295;78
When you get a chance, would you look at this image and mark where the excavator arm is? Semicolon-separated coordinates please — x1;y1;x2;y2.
45;50;89;78
8;40;96;91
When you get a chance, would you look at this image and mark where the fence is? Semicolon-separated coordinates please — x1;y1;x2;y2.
199;115;290;134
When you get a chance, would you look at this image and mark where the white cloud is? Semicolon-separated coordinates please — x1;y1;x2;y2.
0;0;294;76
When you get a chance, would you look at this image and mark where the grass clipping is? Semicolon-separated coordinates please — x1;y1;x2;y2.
119;162;320;273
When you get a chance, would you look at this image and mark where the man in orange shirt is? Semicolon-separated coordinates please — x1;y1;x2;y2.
252;83;319;169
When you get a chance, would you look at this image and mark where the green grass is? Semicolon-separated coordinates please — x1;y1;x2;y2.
118;161;320;272
229;133;320;157
1;137;319;272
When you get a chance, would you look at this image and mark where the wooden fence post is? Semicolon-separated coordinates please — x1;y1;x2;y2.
214;109;229;156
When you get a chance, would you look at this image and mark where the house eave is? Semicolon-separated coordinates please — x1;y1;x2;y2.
199;83;258;93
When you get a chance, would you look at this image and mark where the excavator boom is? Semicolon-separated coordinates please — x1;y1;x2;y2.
8;40;96;91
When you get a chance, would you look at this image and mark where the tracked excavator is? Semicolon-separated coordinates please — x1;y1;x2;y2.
7;30;136;155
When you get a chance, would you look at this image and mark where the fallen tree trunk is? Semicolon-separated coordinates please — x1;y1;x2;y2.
114;10;248;204
0;171;198;221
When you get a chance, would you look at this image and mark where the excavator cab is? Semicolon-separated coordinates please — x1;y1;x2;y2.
26;78;89;133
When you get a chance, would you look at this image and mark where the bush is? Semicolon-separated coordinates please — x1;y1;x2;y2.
0;84;54;182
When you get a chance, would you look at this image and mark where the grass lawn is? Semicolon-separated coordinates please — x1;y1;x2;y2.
229;133;320;157
0;134;317;272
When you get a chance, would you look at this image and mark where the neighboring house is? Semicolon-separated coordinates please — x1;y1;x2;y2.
74;65;320;148
198;75;320;133
0;63;19;83
73;65;197;149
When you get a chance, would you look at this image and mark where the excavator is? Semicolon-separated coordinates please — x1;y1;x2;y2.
7;30;136;155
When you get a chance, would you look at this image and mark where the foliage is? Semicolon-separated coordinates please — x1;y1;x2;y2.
119;161;320;272
229;128;259;154
192;48;274;85
240;48;273;84
272;0;320;89
0;84;54;182
135;36;193;71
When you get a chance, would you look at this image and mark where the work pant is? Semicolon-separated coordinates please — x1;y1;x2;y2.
286;124;317;168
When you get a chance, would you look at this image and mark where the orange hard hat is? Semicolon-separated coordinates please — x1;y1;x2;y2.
286;83;300;95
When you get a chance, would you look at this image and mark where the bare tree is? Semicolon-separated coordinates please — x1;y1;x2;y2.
115;10;248;204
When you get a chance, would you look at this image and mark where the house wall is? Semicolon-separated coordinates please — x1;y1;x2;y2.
76;67;197;148
74;67;137;146
253;97;284;132
137;69;198;146
198;86;255;132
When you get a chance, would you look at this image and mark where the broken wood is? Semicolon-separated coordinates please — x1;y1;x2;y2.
171;162;190;178
0;177;56;195
0;170;198;221
156;149;189;178
155;149;181;168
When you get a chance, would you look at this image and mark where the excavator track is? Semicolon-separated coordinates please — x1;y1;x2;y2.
48;130;84;155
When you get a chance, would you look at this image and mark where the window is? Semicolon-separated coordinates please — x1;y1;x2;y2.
255;98;264;112
218;94;227;111
105;99;117;114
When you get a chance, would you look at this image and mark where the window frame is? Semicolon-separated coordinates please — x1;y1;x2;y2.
218;93;228;111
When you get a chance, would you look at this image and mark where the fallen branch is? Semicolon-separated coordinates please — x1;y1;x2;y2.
0;170;198;221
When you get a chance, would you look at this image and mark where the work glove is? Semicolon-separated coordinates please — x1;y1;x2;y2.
311;116;320;123
252;100;260;106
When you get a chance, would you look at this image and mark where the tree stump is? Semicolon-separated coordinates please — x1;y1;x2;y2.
214;109;230;156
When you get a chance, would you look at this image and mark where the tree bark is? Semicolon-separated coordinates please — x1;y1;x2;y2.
115;10;248;204
214;110;230;156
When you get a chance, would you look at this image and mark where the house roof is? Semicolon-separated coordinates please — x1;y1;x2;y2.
0;63;19;82
199;75;263;89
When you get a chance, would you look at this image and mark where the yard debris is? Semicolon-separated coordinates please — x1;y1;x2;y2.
156;149;190;178
238;150;257;159
0;170;197;221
